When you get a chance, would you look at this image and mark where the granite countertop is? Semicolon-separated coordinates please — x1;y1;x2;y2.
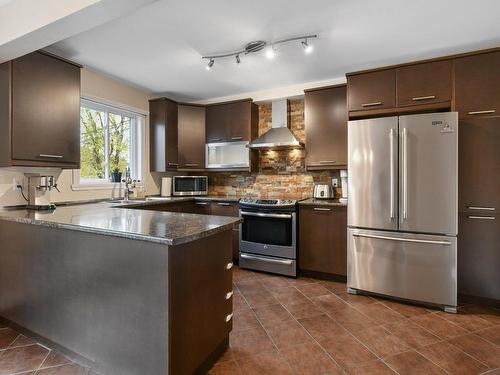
0;202;242;246
298;198;348;207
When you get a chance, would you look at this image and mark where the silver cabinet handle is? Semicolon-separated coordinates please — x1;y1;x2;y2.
195;202;209;206
412;95;436;101
240;253;294;265
353;233;451;245
361;102;382;107
240;211;292;219
313;207;331;211
225;313;233;323
225;291;233;300
390;128;396;220
210;138;222;142
467;215;495;220
217;202;231;206
402;128;408;220
467;206;495;211
39;154;63;159
231;136;243;140
167;162;179;166
319;160;336;164
468;110;495;115
184;163;199;167
225;262;233;270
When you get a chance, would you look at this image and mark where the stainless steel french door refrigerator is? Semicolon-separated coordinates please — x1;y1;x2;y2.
347;112;458;312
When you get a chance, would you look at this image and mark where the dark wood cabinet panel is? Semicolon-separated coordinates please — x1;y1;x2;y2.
178;104;205;170
459;116;500;213
298;205;347;276
347;69;396;112
397;60;452;107
206;99;257;143
210;202;240;260
0;51;81;168
455;51;500;118
149;98;178;172
305;85;347;169
458;212;500;301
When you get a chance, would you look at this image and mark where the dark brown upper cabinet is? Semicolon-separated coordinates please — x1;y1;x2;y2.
455;51;500;119
0;51;81;168
149;98;178;171
178;104;205;170
305;85;347;169
396;60;452;107
298;205;347;277
205;99;258;143
347;69;396;112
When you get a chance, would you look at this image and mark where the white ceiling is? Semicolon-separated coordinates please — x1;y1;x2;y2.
47;0;500;101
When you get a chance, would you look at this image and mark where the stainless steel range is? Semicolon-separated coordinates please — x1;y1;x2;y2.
239;198;298;276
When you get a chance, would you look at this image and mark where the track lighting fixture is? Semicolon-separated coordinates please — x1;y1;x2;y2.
202;34;317;69
302;39;313;54
205;58;215;70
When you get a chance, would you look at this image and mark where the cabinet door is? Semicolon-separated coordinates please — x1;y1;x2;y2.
206;104;228;143
178;105;205;169
12;52;80;164
149;99;178;171
298;206;347;276
225;101;251;141
305;85;347;168
397;60;452;107
347;69;396;112
455;51;500;118
458;212;500;301
459;116;500;213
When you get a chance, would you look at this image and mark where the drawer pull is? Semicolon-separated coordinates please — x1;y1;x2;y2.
39;154;63;159
225;291;233;300
361;102;382;107
468;110;495;115
218;202;231;206
225;313;233;322
467;215;495;220
185;163;199;167
210;138;222;142
467;206;495;211
319;160;336;164
167;162;179;166
196;202;209;206
412;95;436;101
226;262;233;270
231;136;243;140
313;207;332;211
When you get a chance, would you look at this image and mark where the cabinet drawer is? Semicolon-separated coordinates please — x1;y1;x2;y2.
396;60;452;107
210;202;239;217
455;51;500;118
298;205;347;276
347;69;396;112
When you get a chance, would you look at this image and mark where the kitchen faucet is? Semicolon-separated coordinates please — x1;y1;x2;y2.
122;167;135;201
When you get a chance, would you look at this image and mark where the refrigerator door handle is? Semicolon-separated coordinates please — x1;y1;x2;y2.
353;233;452;246
402;128;408;220
390;128;396;219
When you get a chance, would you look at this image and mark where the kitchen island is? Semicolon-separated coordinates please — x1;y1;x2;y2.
0;201;241;375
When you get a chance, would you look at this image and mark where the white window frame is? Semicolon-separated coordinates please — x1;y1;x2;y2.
72;97;146;191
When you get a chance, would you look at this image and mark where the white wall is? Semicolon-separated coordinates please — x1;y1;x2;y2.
0;68;171;207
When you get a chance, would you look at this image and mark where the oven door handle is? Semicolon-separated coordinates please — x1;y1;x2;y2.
240;253;294;265
240;211;293;219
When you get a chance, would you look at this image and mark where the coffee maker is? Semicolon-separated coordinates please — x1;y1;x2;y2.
25;173;59;210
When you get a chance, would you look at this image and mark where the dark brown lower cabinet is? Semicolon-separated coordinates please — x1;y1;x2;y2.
209;202;240;260
458;212;500;303
298;205;347;277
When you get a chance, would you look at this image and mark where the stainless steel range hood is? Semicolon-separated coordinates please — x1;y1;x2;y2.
247;99;304;149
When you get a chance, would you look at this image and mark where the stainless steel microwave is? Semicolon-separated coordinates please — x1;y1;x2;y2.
172;176;208;196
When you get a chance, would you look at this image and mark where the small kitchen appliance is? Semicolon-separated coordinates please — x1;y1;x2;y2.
172;176;208;196
239;198;299;276
24;173;59;210
313;183;334;199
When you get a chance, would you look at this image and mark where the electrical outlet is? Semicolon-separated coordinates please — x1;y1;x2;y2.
332;178;339;188
13;178;21;191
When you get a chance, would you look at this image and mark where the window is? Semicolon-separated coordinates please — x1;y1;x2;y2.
76;99;143;187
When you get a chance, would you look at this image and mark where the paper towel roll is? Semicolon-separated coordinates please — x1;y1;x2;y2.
161;177;172;196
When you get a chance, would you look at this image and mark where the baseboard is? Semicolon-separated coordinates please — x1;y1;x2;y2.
459;293;500;308
299;269;347;283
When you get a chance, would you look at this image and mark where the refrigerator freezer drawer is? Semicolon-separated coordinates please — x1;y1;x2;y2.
348;228;457;307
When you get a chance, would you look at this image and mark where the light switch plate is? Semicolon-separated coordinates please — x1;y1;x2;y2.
332;178;338;188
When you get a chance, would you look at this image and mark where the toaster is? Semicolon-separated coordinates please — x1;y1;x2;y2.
313;184;334;199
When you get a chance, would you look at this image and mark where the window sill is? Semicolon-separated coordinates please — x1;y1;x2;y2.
71;182;124;191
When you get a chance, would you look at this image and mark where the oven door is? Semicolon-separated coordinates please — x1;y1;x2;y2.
239;211;296;259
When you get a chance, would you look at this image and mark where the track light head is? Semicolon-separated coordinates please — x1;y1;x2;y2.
265;45;276;59
206;58;215;70
236;54;241;64
302;39;313;54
